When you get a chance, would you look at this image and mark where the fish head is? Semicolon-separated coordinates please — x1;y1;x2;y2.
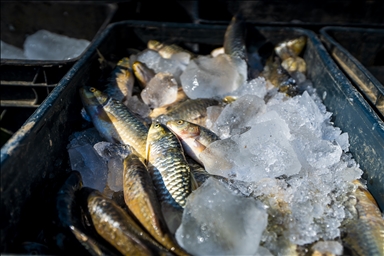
147;40;162;51
116;57;130;69
132;61;155;87
80;86;109;107
146;122;173;161
166;120;200;139
289;36;307;56
148;122;171;141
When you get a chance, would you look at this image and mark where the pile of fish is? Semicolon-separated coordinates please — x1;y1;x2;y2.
60;16;384;256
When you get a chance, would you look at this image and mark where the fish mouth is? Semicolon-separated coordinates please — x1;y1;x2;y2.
79;86;93;97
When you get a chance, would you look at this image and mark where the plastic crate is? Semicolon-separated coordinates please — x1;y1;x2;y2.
196;0;384;29
0;2;117;147
320;27;384;119
1;21;383;253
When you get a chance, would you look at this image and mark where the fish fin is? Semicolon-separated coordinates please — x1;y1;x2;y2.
145;140;150;165
191;172;199;190
96;49;106;65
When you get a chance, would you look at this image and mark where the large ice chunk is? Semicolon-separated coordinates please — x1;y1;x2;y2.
176;178;267;255
67;128;107;192
205;105;224;129
93;142;131;192
135;49;189;81
231;77;268;99
202;113;301;181
180;54;247;99
141;73;178;108
212;94;266;138
24;30;90;60
125;95;151;120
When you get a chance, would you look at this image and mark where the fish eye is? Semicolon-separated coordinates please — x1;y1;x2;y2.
154;123;160;128
90;87;96;92
177;120;184;125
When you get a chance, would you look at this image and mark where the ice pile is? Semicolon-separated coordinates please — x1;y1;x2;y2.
24;30;90;60
67;128;131;193
176;178;268;255
180;54;247;99
1;30;90;60
133;49;190;82
1;40;26;59
198;86;363;253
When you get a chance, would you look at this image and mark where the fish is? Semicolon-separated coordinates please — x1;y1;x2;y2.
86;189;172;256
274;36;307;61
223;14;248;87
261;56;298;96
281;56;306;74
79;86;148;159
104;57;134;105
151;98;220;127
147;40;194;59
146;122;197;208
52;171;121;256
166;119;220;165
224;15;246;61
123;152;189;256
132;61;156;89
342;180;384;256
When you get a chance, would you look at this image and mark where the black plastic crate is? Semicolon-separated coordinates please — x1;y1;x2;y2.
197;0;384;29
320;27;384;119
0;2;117;147
1;21;383;253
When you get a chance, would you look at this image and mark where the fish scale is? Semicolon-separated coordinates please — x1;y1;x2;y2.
147;123;194;208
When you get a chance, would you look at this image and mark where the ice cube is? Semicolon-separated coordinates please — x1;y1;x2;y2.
136;49;189;82
205;105;224;129
68;128;103;148
254;246;274;256
180;54;247;99
1;40;26;59
67;129;107;192
141;73;178;108
231;77;267;99
125;95;151;120
175;178;267;255
93;141;131;161
202;116;301;181
93;141;131;192
107;157;124;192
212;94;266;138
24;30;89;60
335;132;349;152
